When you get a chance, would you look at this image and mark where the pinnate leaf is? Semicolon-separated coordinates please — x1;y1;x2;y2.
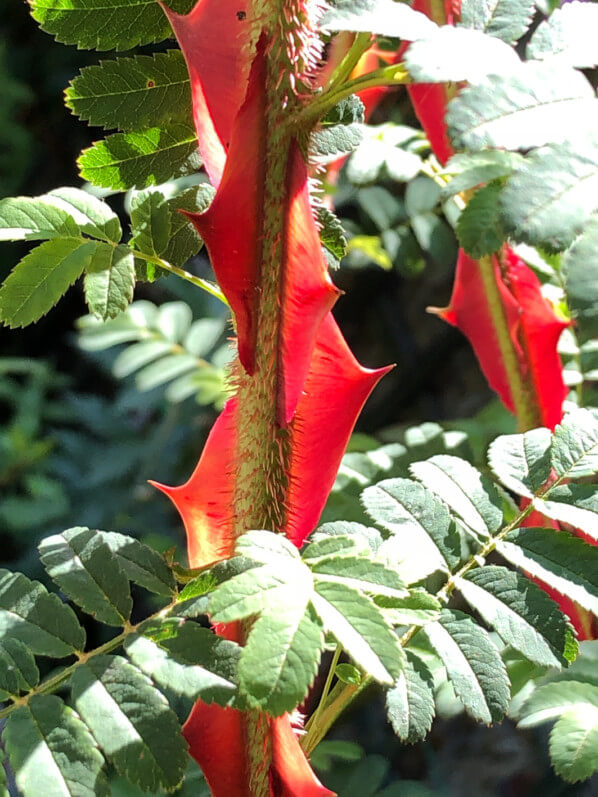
0;639;39;696
0;238;92;328
125;625;239;706
537;484;598;543
78;124;200;190
70;655;188;792
0;196;80;242
311;556;407;599
488;427;552;497
498;528;598;614
39;527;132;626
460;0;534;44
456;181;506;258
0;569;85;656
422;609;510;723
455;566;577;667
130;189;171;257
549;706;598;783
4;695;108;797
385;651;435;744
551;408;598;479
83;243;135;320
99;530;175;595
519;680;598;728
442;151;525;197
42;187;121;243
447;63;598;151
66;50;191;131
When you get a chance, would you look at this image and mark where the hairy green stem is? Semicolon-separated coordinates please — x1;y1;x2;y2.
132;249;228;306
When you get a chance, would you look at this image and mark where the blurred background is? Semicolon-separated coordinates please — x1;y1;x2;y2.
1;5;594;795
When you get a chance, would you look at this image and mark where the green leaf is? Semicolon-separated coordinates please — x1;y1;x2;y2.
130;189;171;257
4;695;108;797
83;243;135;320
551;408;598;479
66;50;191;132
385;651;435;743
442;151;525;197
488;427;552;498
456;566;577;667
239;603;324;715
0;238;93;328
565;217;598;337
537;484;598;542
235;528;301;565
410;454;503;538
317;206;347;265
162;184;213;267
28;0;194;51
549;705;598;783
460;0;534;44
42;187;122;243
375;590;441;627
422;609;510;723
519;680;598;728
0;196;81;242
320;0;437;39
99;531;175;595
78;124;201;190
447;63;598;151
323;94;365;127
125;624;238;705
0;569;85;656
0;639;39;696
456;182;506;258
310;123;363;161
500;136;598;250
303;534;371;563
336;663;362;685
362;478;462;574
527;3;598;68
498;528;598;614
311;580;404;684
311;557;408;599
405;27;520;84
70;655;188;792
39;527;132;626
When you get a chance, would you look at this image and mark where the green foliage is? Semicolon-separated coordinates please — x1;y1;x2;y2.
65;50;192;132
385;651;435;743
28;0;194;51
460;0;534;44
526;3;598;67
456;181;506;258
79;124;201;191
78;300;229;408
320;0;436;39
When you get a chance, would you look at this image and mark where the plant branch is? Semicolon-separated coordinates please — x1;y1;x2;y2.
132;249;229;307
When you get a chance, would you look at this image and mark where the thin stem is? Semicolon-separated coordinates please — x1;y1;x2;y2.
132;249;229;307
324;32;373;95
0;600;178;721
306;644;342;739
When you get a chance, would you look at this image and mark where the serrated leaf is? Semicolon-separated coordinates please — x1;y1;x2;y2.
460;0;534;44
125;625;238;705
4;695;108;797
320;0;437;39
311;580;404;684
405;27;520;84
311;557;408;599
498;528;598;614
0;569;85;656
549;705;598;783
311;521;384;553
235;528;301;564
0;238;93;328
162;184;213;267
0;639;39;696
551;408;598;479
456;566;576;667
66;50;191;132
0;196;81;242
457;182;506;258
385;651;435;743
500;136;598;250
310;123;363;162
375;590;441;627
537;484;598;542
99;531;175;595
129;189;170;257
39;527;132;626
423;609;510;723
447;63;598;151
78;124;200;191
527;2;598;68
28;0;194;51
411;455;503;539
83;242;135;320
362;478;462;573
239;603;323;715
43;187;122;243
442;151;525;197
488;427;552;497
70;655;188;792
565;217;598;337
519;680;598;728
303;535;370;563
317;206;347;264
